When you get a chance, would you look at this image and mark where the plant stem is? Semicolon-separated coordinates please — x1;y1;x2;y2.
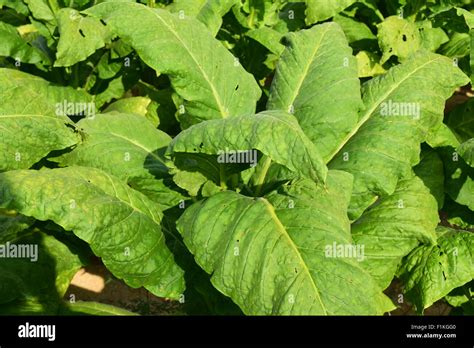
231;173;239;190
254;156;272;197
219;165;227;190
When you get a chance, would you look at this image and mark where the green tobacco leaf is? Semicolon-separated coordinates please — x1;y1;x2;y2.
352;175;439;289
0;0;29;16
0;167;185;299
0;22;44;64
427;123;461;148
0;69;95;171
177;171;394;314
168;0;237;36
377;16;421;64
55;113;171;180
104;97;159;126
167;110;328;184
85;2;261;127
333;13;377;50
55;8;112;67
356;51;386;78
24;0;57;25
439;32;470;58
61;301;138;316
53;113;184;209
414;149;445;208
0;68;93;116
303;0;358;24
232;0;281;29
267;23;363;161
445;281;473;308
168;153;223;197
443;198;474;231
398;227;474;312
246;27;285;56
438;146;474;211
328;52;469;219
458;138;474;167
0;230;85;314
417;21;449;52
446;98;474;143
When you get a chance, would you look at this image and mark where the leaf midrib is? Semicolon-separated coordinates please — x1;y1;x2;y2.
326;56;443;163
143;5;229;118
280;24;332;110
261;198;328;314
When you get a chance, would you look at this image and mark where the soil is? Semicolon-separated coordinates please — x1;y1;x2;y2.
64;260;185;315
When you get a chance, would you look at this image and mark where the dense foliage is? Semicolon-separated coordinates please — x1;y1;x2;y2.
0;0;473;316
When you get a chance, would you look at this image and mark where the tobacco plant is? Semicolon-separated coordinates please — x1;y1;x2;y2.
0;0;473;315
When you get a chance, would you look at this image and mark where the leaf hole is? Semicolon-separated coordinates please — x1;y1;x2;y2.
100;19;107;26
235;84;239;91
79;29;85;38
402;34;407;42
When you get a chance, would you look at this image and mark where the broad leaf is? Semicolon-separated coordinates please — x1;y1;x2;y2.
85;2;261;127
303;0;358;25
414;149;445;208
167;0;237;36
177;171;394;314
0;69;93;171
268;23;363;161
167;110;328;184
438;146;474;211
24;0;57;25
104;97;159;126
377;16;421;64
356;50;386;78
333;14;377;46
443;198;474;231
418;21;449;52
0;22;44;64
246;27;285;56
55;8;112;67
329;52;469;219
446;98;474;143
352;175;439;289
55;113;171;180
54;113;184;209
398;227;474;312
0;167;185;299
